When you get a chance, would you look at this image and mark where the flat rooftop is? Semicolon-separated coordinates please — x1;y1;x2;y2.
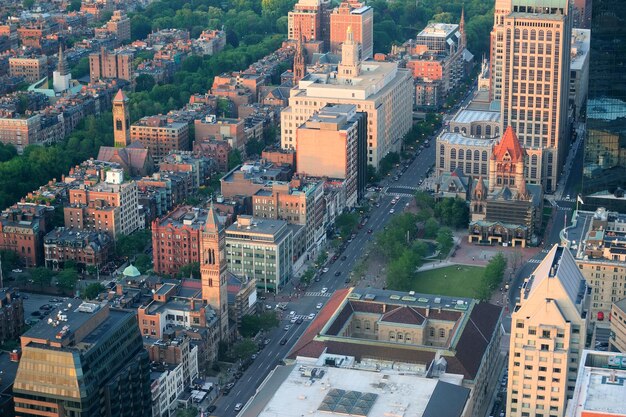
452;109;501;125
570;29;590;71
226;216;287;237
417;23;459;38
249;363;469;417
438;132;498;147
569;351;626;417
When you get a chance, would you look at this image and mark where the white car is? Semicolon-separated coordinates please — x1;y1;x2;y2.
12;268;22;273
316;302;323;309
566;194;571;200
290;317;298;324
308;313;316;320
389;208;395;214
322;267;329;273
289;310;296;317
321;287;328;294
234;403;243;411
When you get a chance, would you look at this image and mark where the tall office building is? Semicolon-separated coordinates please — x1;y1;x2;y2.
288;0;323;42
506;245;589;417
581;0;626;211
13;303;152;417
200;203;229;338
493;0;572;192
329;1;373;59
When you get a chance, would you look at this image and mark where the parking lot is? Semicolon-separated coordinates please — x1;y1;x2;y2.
20;292;77;325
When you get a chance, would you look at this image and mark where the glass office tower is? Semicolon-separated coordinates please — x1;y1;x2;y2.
582;0;626;210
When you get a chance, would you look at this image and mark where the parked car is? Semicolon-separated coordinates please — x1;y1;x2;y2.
296;318;303;324
284;324;292;331
307;313;316;320
321;287;328;293
234;403;243;411
316;303;323;309
280;338;287;345
12;268;22;273
206;405;217;413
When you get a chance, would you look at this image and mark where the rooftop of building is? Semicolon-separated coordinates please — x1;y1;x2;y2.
416;23;460;38
221;161;292;185
43;227;111;248
566;208;626;262
568;350;626;417
438;131;498;147
0;351;18;395
22;302;130;351
614;297;626;314
521;245;587;308
451;108;501;125
295;58;406;99
289;288;502;380
570;28;590;71
156;206;211;230
226;215;288;237
245;361;470;417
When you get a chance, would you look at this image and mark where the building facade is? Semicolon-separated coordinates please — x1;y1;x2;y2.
329;1;373;59
131;116;189;162
296;104;367;206
89;47;133;82
0;203;52;267
581;0;626;211
0;288;24;346
9;56;47;83
507;245;589;417
112;89;130;147
610;298;626;353
44;227;112;270
225;216;293;293
13;303;152;417
281;31;413;168
495;0;572;192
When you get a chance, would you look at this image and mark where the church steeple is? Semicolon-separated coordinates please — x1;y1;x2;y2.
459;6;466;49
200;202;229;338
57;42;68;76
113;89;130;147
293;28;306;84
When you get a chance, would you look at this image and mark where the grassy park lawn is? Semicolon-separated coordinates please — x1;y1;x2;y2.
412;265;486;298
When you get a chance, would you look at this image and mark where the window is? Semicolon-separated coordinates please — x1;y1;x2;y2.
439;328;445;338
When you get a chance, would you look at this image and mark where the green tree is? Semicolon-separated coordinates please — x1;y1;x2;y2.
178;262;200;279
434;198;469;228
315;251;328;267
423;217;439;239
436;227;454;255
0;250;20;277
366;164;379;183
175;407;198;417
300;268;315;285
240;311;279;337
228;149;243;171
84;283;105;300
134;254;153;274
115;230;151;258
335;212;359;239
67;0;81;11
483;252;507;292
57;268;78;291
23;0;35;9
135;74;156;92
230;338;258;361
30;267;52;288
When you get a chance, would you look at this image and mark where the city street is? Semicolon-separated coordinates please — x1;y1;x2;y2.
211;137;438;416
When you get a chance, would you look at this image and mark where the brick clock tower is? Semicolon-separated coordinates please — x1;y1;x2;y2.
112;89;130;147
200;203;229;338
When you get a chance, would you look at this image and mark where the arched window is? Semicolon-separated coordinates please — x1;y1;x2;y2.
454;127;460;133
440;145;445;156
429;327;435;337
482;151;488;161
476;125;482;136
405;332;411;342
450;148;457;159
547;153;553;163
530;29;536;41
474;150;480;161
466;150;472;160
439;328;446;338
389;331;395;340
495;126;500;135
531;155;538;165
546;31;552;42
486;125;492;136
539;30;544;41
458;149;464;160
522;29;528;40
354;319;361;329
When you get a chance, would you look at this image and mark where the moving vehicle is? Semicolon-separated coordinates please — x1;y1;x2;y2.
280;338;287;345
321;287;328;293
316;303;323;309
234;403;243;411
307;313;316;320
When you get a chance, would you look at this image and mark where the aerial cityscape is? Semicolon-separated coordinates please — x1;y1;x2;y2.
0;0;623;416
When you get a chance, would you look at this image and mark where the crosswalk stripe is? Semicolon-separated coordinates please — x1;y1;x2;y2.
527;259;541;264
304;291;332;297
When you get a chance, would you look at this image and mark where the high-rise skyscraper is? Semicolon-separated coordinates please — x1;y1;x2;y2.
112;89;130;147
493;0;572;192
201;202;229;338
581;0;626;211
506;245;589;417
